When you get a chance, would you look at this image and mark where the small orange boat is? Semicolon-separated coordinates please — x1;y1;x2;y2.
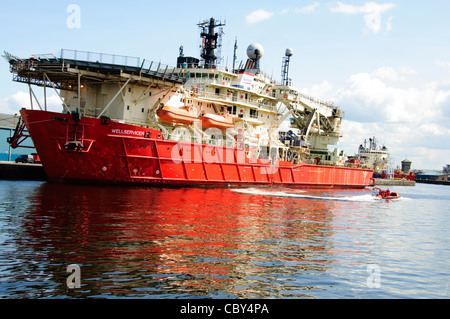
376;193;401;200
157;106;198;125
374;187;402;200
200;113;234;130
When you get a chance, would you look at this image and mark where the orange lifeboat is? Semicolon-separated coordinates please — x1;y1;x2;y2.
157;106;198;125
200;113;234;130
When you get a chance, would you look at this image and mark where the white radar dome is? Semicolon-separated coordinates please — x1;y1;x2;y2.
247;43;264;60
285;48;294;57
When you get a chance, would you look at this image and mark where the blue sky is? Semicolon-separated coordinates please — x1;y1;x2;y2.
1;0;450;170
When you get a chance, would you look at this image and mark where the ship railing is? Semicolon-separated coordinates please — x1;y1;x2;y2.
188;77;226;86
276;87;337;109
164;133;237;148
258;101;278;112
186;63;277;83
188;77;277;100
296;92;337;109
193;88;278;112
61;49;142;68
256;69;278;84
32;53;60;61
59;49;186;81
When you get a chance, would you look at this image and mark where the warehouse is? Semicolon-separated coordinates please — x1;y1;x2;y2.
0;113;36;161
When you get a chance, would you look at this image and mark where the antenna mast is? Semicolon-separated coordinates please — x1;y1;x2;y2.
198;17;225;69
281;48;294;86
232;37;238;71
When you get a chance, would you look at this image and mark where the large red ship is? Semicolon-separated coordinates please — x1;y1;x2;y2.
4;18;373;188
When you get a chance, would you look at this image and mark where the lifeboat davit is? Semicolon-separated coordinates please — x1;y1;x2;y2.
200;113;234;130
157;106;198;125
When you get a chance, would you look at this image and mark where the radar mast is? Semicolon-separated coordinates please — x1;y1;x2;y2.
198;17;225;69
281;48;294;86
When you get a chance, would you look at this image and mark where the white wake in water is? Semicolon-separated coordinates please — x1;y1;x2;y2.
231;188;396;202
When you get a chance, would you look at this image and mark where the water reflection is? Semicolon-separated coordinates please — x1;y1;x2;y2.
3;182;366;298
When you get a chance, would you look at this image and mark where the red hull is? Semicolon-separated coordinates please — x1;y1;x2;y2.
20;109;373;188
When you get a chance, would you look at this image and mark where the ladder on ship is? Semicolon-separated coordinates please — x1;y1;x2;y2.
63;112;86;151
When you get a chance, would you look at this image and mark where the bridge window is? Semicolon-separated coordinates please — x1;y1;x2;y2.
250;109;259;119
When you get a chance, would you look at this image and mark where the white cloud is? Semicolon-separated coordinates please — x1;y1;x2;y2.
373;66;417;82
245;9;275;24
295;2;320;14
45;95;64;112
0;91;62;114
330;1;396;34
386;16;394;32
301;80;336;101
336;69;448;124
436;60;450;70
0;91;30;114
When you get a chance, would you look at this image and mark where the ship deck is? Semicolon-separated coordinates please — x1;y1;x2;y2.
7;49;187;92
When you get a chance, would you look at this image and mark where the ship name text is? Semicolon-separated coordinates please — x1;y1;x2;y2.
111;129;146;136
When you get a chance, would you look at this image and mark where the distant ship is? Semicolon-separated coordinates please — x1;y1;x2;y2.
352;138;416;182
350;137;389;174
444;164;450;175
4;18;372;188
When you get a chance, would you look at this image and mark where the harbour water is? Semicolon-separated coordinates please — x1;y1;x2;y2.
0;180;448;300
